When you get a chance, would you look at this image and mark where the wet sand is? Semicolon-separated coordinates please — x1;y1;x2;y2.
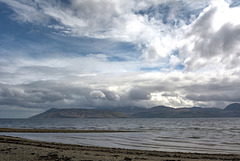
0;129;240;161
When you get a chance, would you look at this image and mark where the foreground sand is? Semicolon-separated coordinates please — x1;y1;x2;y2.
1;135;240;161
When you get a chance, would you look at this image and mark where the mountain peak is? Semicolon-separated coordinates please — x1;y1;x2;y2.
224;103;240;111
29;103;240;119
30;108;127;119
151;106;173;111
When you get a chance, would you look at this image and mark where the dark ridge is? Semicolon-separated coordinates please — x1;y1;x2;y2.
30;103;240;118
224;103;240;111
30;108;128;119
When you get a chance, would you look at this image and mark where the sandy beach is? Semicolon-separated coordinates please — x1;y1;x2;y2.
0;129;240;161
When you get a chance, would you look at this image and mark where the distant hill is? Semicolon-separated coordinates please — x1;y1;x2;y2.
224;103;240;111
131;103;240;118
30;108;128;119
98;106;146;115
131;106;224;118
223;103;240;117
30;103;240;118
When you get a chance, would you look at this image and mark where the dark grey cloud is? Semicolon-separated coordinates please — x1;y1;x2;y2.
186;93;240;102
182;82;240;94
0;81;151;111
128;87;151;100
1;70;240;117
0;81;90;109
101;90;120;101
182;80;240;107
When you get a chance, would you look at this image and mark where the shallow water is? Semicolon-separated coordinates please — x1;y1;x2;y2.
0;118;240;154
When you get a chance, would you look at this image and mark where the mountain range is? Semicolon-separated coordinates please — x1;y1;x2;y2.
30;103;240;118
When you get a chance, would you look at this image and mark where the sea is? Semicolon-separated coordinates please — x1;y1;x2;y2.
0;118;239;154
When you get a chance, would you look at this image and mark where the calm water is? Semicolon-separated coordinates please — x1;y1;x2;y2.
0;118;240;154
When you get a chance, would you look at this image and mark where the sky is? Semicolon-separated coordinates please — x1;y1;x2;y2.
0;0;240;118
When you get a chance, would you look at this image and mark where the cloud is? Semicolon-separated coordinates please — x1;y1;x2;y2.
89;90;106;99
169;55;181;69
0;0;48;24
0;67;240;116
142;36;174;62
101;90;120;101
128;87;151;100
1;0;240;117
0;55;140;84
0;0;208;63
186;93;240;102
180;0;240;70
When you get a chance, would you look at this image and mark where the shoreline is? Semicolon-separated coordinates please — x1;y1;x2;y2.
0;128;137;133
0;135;240;161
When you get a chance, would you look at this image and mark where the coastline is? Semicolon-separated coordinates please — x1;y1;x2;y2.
0;134;239;161
0;128;137;133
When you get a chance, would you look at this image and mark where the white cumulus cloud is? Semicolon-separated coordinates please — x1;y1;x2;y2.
180;0;240;71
